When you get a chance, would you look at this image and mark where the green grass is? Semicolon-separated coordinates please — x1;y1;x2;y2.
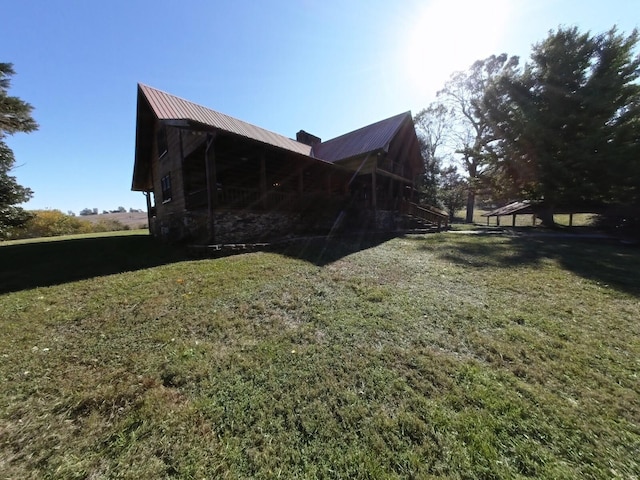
1;231;639;478
0;228;150;246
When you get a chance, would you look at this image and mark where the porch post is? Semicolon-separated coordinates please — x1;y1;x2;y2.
204;133;217;242
144;191;153;236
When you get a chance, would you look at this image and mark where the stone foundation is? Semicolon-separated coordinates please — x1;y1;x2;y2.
214;211;300;243
152;208;403;244
153;210;301;244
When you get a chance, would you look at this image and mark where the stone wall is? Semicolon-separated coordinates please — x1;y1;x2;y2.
213;211;300;244
153;210;301;244
152;207;404;244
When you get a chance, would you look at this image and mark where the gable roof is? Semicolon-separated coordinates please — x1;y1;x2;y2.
312;112;412;163
133;84;421;191
138;84;313;156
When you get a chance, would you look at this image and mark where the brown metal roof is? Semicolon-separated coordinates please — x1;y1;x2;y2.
482;201;533;217
313;112;411;162
139;84;313;156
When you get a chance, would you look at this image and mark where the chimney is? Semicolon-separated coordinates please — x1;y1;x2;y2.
296;130;321;147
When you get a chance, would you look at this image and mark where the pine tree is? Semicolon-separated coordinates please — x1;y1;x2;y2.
484;27;640;225
0;63;38;238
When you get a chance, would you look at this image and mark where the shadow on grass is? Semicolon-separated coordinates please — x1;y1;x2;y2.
422;234;640;296
0;235;189;294
269;232;396;267
0;232;395;294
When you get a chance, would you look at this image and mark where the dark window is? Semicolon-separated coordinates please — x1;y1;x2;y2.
161;173;172;203
157;125;168;159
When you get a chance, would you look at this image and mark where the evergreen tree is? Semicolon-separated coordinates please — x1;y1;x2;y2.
484;27;640;225
0;63;38;238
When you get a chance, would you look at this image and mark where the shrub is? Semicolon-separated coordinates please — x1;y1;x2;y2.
4;211;131;240
15;210;93;238
91;219;130;232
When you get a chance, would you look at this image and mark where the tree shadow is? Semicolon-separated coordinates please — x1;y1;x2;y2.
423;233;640;296
0;235;189;294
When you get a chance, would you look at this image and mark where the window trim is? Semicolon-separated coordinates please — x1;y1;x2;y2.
161;173;172;204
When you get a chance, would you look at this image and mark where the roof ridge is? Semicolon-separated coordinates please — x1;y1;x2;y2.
320;111;411;145
311;111;413;163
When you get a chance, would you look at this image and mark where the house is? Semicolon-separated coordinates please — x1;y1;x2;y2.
132;84;446;243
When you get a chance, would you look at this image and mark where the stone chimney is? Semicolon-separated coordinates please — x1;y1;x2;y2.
296;130;321;147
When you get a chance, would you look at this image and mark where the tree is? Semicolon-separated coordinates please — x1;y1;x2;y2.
438;166;467;221
413;103;451;205
438;54;519;222
484;27;640;226
19;210;92;238
0;63;38;238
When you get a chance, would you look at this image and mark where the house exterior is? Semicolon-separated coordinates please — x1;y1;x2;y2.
132;84;445;243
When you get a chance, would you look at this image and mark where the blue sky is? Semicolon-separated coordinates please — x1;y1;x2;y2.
3;0;638;214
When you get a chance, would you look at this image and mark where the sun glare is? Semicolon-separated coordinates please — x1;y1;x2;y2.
402;0;512;98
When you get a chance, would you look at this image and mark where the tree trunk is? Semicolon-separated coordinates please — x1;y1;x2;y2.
537;205;556;227
465;189;475;223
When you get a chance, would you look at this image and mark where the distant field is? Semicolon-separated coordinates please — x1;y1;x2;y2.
80;211;148;229
0;231;638;478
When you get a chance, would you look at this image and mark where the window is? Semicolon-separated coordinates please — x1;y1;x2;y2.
157;125;168;159
161;173;172;203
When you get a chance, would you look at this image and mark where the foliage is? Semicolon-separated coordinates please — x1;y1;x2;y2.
0;233;638;478
91;218;130;232
0;63;38;238
79;207;98;216
438;54;519;222
5;209;130;239
413;104;450;205
18;209;93;238
484;27;640;224
438;165;467;220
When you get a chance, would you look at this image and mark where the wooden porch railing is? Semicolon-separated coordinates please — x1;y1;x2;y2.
401;201;449;230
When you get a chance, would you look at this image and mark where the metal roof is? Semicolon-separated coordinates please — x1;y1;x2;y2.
139;84;313;156
313;112;411;162
138;83;416;165
482;201;533;217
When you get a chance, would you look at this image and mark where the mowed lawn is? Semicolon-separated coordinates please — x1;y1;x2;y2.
0;231;638;479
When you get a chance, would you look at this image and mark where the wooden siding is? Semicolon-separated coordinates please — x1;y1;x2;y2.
153;125;186;217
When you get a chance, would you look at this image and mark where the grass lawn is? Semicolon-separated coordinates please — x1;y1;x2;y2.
0;231;638;478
